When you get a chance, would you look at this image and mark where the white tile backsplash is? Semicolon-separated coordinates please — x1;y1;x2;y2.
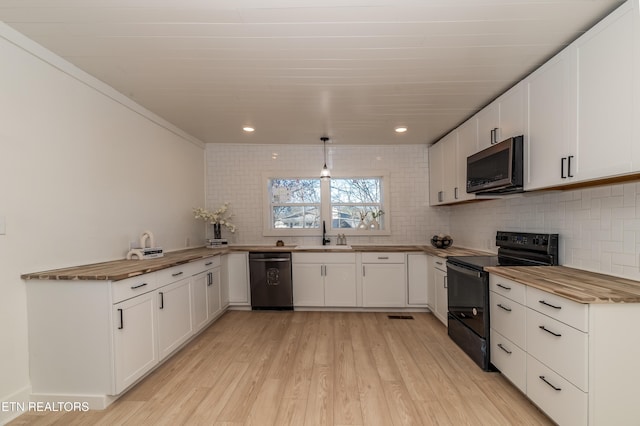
449;181;640;280
206;143;450;246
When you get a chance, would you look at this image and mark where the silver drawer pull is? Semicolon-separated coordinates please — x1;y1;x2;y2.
497;303;512;312
539;300;561;310
539;325;562;337
496;283;511;291
130;283;148;290
435;261;443;265
172;271;184;277
539;375;562;391
377;256;389;260
205;261;213;266
497;343;512;355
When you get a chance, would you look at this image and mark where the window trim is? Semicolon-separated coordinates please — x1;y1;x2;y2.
262;171;390;237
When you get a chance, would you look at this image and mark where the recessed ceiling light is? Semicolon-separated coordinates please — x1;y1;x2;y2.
243;126;255;132
395;126;408;133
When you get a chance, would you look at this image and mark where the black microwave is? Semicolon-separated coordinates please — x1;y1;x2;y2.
466;135;523;195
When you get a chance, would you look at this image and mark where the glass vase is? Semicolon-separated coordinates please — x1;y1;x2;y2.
213;223;222;239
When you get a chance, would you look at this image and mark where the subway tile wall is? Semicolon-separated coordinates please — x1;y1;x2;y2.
205;143;450;246
449;182;640;280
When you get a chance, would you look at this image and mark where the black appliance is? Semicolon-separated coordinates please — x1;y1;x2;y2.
249;252;293;310
446;231;558;371
466;136;524;195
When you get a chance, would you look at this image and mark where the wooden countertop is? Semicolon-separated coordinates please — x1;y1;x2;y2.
485;265;640;304
22;244;491;281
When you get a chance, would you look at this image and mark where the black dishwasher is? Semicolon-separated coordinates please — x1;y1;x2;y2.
249;252;293;310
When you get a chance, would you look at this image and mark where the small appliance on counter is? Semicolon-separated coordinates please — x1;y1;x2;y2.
126;230;164;260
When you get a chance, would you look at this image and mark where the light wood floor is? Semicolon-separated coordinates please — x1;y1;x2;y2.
10;311;553;425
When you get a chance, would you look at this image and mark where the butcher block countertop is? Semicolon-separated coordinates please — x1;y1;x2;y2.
486;266;640;304
21;244;490;282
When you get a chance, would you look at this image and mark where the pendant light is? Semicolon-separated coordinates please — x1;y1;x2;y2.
320;136;331;180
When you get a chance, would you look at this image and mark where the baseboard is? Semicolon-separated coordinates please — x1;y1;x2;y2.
0;385;31;426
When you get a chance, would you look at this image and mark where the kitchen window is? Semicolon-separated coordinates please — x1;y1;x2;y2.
264;173;389;236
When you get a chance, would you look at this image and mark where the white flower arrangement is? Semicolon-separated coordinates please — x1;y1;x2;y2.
193;202;237;233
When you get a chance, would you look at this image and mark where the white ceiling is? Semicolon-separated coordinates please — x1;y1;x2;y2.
0;0;625;145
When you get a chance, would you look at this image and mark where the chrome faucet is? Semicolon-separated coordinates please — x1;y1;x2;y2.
322;220;330;245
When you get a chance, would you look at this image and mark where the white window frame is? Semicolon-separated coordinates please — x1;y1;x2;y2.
263;171;390;237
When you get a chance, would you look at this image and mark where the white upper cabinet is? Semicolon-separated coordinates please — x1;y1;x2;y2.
525;49;576;190
429;124;476;205
527;1;639;190
477;82;526;151
574;3;637;181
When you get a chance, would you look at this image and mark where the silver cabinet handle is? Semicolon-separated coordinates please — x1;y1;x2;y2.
172;271;183;277
377;256;389;260
539;325;561;337
130;282;148;290
454;187;458;199
444;276;448;289
362;266;365;277
496;283;511;291
435;261;443;265
539;375;562;391
497;343;512;354
205;261;213;266
539;300;562;310
497;303;512;312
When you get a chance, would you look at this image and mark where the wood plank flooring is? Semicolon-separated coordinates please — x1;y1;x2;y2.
9;311;553;425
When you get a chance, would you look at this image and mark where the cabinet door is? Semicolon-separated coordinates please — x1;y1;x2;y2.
441;131;458;203
575;7;635;181
455;119;477;202
207;268;222;319
324;263;357;307
426;257;442;311
292;263;325;306
407;254;428;305
428;141;444;206
157;278;193;360
228;253;249;304
476;102;500;150
433;267;448;326
220;256;230;309
498;82;526;140
113;292;158;394
191;271;209;332
362;263;406;307
526;50;575;190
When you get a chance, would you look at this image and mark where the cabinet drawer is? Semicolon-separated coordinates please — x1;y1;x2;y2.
526;286;588;332
526;309;588;391
431;257;447;272
490;292;526;348
489;275;526;305
112;273;157;304
361;252;405;263
526;354;587;426
293;253;356;264
190;256;221;274
156;263;200;287
490;329;526;393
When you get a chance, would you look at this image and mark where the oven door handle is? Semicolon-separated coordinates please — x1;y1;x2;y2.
447;262;482;279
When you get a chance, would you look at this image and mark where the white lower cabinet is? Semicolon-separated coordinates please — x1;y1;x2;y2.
113;291;158;394
157;277;193;360
362;253;406;308
489;273;640;425
293;253;356;307
407;253;428;306
426;255;447;324
526;354;587;426
227;252;250;305
25;254;226;408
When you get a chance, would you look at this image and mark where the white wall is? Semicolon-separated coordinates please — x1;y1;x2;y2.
0;28;205;423
449;182;640;280
205;143;450;245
